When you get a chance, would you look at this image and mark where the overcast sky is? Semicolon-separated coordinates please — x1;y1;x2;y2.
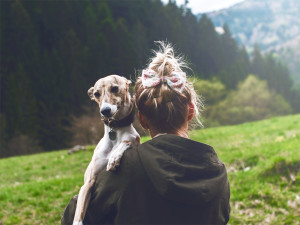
161;0;245;14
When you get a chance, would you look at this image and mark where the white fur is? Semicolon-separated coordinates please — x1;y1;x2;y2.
73;222;83;225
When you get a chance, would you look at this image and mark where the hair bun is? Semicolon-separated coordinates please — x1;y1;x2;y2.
149;41;186;78
134;41;204;133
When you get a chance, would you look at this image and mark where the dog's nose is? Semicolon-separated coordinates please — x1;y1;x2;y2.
101;106;111;117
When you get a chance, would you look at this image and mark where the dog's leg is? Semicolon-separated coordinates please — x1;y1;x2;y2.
73;160;97;225
106;141;131;171
73;162;96;225
73;138;110;225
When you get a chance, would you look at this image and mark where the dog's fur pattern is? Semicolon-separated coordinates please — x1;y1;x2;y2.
73;75;140;225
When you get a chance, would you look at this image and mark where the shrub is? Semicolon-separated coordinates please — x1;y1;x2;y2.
68;107;104;146
209;75;292;125
4;134;42;157
192;77;226;105
192;78;226;127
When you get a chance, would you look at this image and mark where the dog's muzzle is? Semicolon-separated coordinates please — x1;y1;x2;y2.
100;102;119;118
101;106;112;117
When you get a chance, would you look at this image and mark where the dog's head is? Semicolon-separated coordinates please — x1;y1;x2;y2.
88;75;132;120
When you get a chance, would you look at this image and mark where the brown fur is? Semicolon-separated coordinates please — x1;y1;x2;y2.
88;75;131;108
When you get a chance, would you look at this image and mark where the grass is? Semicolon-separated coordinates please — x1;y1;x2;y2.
0;114;300;224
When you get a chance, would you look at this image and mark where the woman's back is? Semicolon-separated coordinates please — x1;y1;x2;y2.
62;134;230;225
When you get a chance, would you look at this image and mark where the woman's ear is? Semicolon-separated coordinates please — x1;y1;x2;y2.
137;111;149;129
188;102;195;121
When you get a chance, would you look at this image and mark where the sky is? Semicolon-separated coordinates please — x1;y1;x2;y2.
161;0;245;14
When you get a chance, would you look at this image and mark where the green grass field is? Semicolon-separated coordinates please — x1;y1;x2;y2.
0;114;299;225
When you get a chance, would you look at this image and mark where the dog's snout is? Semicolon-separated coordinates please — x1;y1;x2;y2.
101;106;111;117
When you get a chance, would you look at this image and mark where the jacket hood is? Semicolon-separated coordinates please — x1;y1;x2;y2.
138;134;228;205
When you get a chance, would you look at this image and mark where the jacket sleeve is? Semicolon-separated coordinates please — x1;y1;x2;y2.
61;150;133;225
61;195;78;225
61;191;119;225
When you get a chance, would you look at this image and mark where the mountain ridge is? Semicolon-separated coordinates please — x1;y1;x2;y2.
202;0;300;88
206;0;300;49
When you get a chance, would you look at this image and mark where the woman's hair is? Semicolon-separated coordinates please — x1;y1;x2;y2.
134;41;203;133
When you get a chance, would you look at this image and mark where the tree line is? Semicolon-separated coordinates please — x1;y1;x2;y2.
0;0;298;157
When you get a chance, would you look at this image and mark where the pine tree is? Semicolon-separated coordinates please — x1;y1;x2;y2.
251;44;265;77
59;28;86;113
196;14;223;77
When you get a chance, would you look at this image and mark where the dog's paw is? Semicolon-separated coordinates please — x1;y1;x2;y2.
73;221;83;225
106;141;131;171
106;153;122;171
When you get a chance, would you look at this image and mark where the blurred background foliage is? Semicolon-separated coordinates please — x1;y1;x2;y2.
0;0;299;157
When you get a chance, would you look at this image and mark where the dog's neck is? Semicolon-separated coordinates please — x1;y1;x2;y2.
103;101;135;129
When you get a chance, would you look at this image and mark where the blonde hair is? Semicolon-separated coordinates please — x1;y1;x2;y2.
134;41;203;133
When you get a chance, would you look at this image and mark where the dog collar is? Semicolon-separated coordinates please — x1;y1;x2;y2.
103;100;135;129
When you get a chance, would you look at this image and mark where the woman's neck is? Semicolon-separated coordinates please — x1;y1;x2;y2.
150;126;189;139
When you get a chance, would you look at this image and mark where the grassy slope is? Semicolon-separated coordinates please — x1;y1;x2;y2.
0;114;299;225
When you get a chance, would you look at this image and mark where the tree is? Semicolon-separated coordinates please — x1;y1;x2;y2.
59;28;87;113
220;24;238;67
251;44;265;78
196;14;223;77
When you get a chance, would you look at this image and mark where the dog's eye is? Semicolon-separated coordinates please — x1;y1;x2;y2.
111;86;119;93
94;92;100;98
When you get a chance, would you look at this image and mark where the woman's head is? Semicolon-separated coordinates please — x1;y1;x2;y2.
134;42;203;136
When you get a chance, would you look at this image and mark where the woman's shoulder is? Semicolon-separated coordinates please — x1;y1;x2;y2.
138;134;224;167
139;134;216;155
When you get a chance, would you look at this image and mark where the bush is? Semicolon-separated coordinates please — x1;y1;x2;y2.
68;107;104;146
192;77;226;127
192;77;226;105
3;135;42;157
209;75;292;125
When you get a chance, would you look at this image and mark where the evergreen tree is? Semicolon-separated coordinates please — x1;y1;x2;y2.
114;18;135;77
196;14;222;77
251;47;293;103
59;28;86;113
220;24;238;67
251;44;265;77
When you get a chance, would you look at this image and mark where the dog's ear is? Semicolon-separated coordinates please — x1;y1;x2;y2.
87;87;95;100
126;80;133;96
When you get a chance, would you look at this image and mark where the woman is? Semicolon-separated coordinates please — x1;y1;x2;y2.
62;42;230;225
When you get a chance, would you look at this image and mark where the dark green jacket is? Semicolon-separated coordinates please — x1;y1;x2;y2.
61;134;230;225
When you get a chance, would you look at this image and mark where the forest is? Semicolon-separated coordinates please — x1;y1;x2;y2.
1;0;299;157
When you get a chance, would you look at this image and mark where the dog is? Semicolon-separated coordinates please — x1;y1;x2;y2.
72;75;140;225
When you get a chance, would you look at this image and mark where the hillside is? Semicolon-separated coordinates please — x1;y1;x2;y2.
207;0;300;50
205;0;300;88
0;114;299;224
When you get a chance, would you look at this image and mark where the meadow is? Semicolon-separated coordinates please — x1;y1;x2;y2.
0;114;299;225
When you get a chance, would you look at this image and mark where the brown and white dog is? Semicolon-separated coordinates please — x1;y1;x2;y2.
73;75;140;225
